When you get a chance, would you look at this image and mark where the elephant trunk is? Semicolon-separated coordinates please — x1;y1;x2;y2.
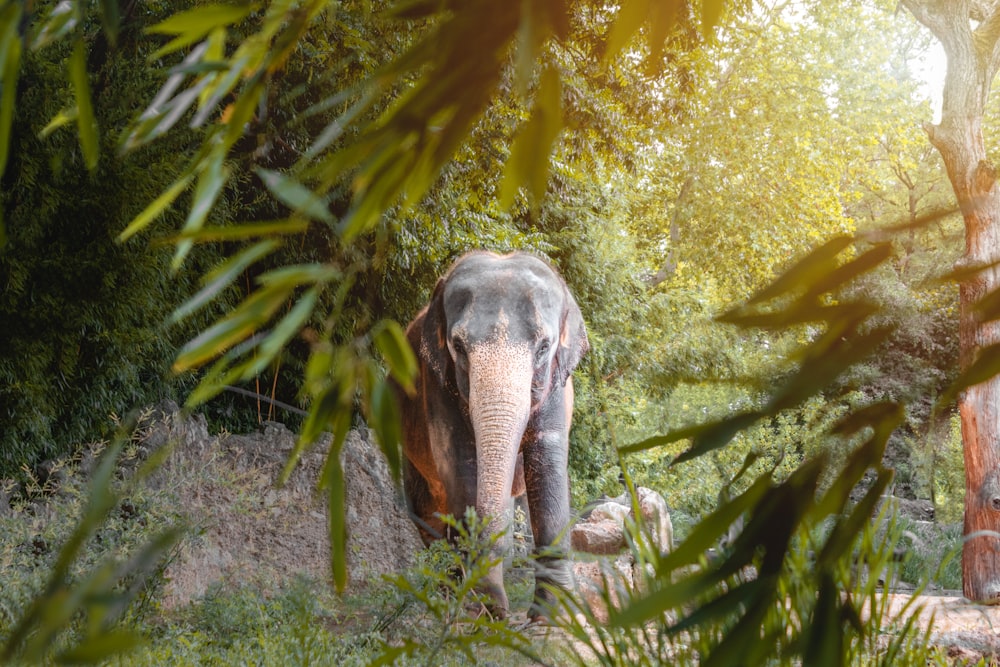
467;342;533;614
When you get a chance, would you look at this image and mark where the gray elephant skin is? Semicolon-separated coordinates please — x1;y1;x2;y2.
398;250;589;618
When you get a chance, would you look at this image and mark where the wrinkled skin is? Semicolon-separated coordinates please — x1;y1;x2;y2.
399;251;589;618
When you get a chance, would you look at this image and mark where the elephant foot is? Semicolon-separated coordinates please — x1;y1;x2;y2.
530;557;573;621
477;567;510;620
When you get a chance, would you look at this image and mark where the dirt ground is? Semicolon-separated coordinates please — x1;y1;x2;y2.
884;593;1000;661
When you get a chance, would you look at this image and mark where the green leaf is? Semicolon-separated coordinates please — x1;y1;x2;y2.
37;108;78;139
173;147;230;270
500;65;563;209
69;39;99;171
147;3;256;40
252;287;319;372
743;235;853;307
256;168;334;224
173;284;291;372
167;218;309;243
672;411;764;464
320;408;353;591
368;378;404;481
605;0;648;64
0;4;23;180
941;341;1000;405
97;0;120;46
32;0;79;51
255;263;341;289
700;0;726;40
172;240;281;323
374;320;417;394
118;173;195;242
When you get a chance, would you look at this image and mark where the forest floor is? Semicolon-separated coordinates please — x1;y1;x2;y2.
884;593;1000;662
145;407;1000;664
5;406;999;664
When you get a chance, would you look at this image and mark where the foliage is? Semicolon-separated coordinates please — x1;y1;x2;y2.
554;503;949;666
0;0;252;475
0;414;183;664
366;510;544;667
0;0;975;664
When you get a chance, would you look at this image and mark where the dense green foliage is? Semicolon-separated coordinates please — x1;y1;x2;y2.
0;0;982;663
0;1;248;474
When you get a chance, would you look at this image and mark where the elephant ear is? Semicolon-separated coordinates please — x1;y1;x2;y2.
555;286;589;386
416;277;450;388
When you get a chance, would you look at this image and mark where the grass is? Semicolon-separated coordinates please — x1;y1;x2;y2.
0;413;961;666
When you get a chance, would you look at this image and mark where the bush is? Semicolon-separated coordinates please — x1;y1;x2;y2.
0;1;241;476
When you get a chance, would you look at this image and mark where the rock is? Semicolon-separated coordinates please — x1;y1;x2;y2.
637;487;674;555
570;487;673;621
341;429;424;584
589;501;630;524
572;555;636;624
142;406;421;608
571;521;626;554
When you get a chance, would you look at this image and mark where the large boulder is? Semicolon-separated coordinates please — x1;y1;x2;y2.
571;487;673;623
342;429;426;582
137;408;421;608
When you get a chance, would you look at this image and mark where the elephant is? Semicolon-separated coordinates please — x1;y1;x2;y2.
398;250;589;618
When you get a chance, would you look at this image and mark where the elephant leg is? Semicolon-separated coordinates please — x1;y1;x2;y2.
444;453;513;617
523;429;573;617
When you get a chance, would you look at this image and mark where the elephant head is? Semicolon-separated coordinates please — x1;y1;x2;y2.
401;250;588;617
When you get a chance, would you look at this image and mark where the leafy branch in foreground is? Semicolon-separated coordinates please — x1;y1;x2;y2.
105;0;735;595
547;211;968;665
370;509;548;667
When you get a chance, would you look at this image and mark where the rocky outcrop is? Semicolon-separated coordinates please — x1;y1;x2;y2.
571;487;673;622
135;406;422;607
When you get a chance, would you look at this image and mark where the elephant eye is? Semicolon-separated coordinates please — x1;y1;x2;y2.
535;339;551;362
451;338;467;359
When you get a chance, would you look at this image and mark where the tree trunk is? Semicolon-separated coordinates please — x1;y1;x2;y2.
901;0;1000;600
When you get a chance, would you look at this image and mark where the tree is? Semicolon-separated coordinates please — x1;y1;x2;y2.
900;0;1000;601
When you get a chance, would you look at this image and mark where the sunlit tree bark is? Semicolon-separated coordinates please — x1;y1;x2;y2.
901;0;1000;601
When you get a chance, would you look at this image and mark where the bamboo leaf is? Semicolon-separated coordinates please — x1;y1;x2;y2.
32;0;78;51
173;147;229;270
37;108;78;139
605;0;649;63
97;0;120;46
147;3;256;36
167;218;308;243
256;168;334;224
743;235;853;307
368;378;403;481
0;6;22;180
941;342;1000;405
69;39;100;171
700;0;727;40
319;407;353;591
672;411;764;464
255;263;341;289
173;285;291;372
118;173;194;242
170;240;281;323
253;287;319;370
374;320;417;394
499;65;562;209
